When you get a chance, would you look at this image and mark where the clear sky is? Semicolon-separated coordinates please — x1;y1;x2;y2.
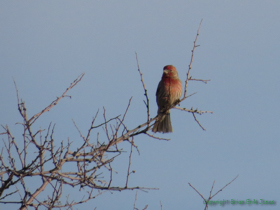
1;1;280;209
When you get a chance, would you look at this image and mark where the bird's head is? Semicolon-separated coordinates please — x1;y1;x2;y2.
163;65;178;78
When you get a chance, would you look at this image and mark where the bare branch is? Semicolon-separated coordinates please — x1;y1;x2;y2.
28;73;85;125
136;53;150;125
92;113;121;130
211;175;239;199
173;107;213;115
143;205;148;210
189;77;211;84
188;182;207;203
192;112;206;130
184;19;203;99
144;132;170;141
209;180;215;198
133;191;138;210
125;139;134;188
189;175;239;210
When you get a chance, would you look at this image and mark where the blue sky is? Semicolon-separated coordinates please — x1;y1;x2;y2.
1;1;280;209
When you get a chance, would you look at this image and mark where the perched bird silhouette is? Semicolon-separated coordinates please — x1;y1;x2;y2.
152;65;182;133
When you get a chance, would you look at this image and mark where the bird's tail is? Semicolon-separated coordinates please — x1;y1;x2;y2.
152;113;172;133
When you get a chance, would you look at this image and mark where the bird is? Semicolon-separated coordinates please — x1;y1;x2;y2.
152;65;182;133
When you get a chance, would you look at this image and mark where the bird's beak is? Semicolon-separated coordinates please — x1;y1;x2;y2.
163;69;169;74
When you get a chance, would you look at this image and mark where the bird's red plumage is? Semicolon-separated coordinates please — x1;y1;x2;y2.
152;65;182;133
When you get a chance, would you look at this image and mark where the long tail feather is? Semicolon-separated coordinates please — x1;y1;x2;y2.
152;113;172;133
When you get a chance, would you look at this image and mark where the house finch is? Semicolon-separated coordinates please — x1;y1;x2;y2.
152;65;182;133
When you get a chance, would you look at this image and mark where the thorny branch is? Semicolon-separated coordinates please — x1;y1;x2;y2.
184;19;204;99
179;19;212;130
136;52;150;128
1;73;160;209
0;20;212;209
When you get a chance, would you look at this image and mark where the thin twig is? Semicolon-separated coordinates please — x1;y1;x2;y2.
189;77;211;84
28;73;85;125
209;180;215;197
211;175;239;199
184;19;203;98
145;132;170;141
189;175;239;210
188;182;207;203
135;53;150;125
174;107;213;115
92;114;121;129
192;112;206;130
125;139;134;188
133;191;138;209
